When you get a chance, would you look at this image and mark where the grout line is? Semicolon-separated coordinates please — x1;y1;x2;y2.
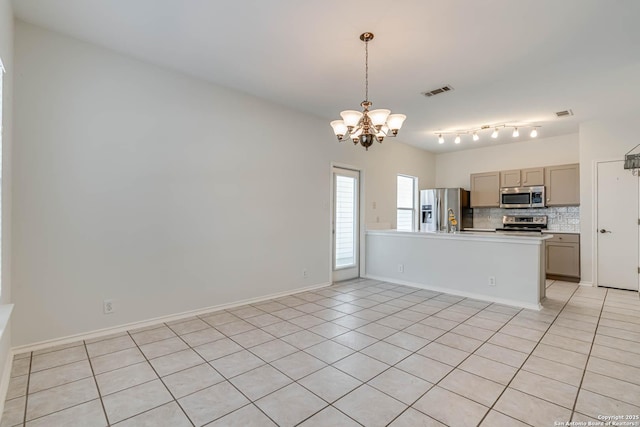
386;300;525;426
473;284;582;426
167;316;284;426
123;330;196;427
569;288;607;422
204;282;455;425
21;353;32;427
82;343;109;426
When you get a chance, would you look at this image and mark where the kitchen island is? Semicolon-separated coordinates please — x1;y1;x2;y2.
365;230;551;310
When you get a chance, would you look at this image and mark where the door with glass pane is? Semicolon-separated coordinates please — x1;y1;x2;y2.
332;167;360;282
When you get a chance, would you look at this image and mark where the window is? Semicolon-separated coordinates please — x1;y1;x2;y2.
397;175;417;231
334;173;358;268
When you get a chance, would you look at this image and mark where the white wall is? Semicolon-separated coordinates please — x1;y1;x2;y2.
579;115;638;285
434;134;579;189
0;0;14;412
12;22;435;346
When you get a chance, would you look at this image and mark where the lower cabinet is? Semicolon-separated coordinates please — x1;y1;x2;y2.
545;233;580;282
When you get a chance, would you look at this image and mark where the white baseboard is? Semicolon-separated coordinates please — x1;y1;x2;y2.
579;281;594;287
13;282;331;355
363;274;542;311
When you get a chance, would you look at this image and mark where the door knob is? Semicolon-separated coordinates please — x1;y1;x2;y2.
599;229;611;233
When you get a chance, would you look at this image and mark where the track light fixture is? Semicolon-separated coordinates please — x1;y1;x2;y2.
434;123;541;145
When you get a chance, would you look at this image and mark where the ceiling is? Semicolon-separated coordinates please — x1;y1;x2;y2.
11;0;640;153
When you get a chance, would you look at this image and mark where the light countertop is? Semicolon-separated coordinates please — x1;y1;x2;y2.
464;228;579;235
366;229;551;245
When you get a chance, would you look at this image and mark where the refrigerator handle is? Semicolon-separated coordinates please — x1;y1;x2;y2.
436;196;440;232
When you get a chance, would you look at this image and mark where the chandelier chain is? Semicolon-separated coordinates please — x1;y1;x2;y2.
364;38;369;102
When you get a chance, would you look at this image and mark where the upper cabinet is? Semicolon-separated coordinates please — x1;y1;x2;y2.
470;163;579;207
521;167;545;186
545;163;580;206
470;172;500;207
500;169;521;188
500;167;545;188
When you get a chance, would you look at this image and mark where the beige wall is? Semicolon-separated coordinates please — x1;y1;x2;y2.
434;134;579;189
11;22;435;346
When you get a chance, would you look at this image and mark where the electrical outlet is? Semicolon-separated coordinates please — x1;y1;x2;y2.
303;269;308;279
488;276;496;286
103;299;116;314
398;264;404;273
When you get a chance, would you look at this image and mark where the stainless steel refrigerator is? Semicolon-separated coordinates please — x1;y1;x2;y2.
420;188;473;232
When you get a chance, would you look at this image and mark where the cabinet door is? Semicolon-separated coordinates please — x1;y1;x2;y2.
500;170;521;188
546;241;580;277
521;167;544;186
545;164;580;206
470;172;500;207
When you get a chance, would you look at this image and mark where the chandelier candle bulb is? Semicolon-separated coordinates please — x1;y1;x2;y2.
512;127;519;137
492;128;499;138
340;110;363;128
387;114;407;134
530;128;538;138
369;109;391;127
473;132;479;141
330;120;347;139
454;135;461;144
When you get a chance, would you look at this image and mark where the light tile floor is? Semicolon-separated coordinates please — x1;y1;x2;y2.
3;279;640;426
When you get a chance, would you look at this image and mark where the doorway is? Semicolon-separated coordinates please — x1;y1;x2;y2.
596;160;639;291
332;167;360;282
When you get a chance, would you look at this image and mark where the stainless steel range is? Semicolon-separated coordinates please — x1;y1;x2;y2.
495;215;548;233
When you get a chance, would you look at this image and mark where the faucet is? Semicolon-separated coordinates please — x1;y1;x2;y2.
448;208;458;233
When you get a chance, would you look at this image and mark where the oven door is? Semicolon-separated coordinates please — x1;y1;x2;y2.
500;188;532;208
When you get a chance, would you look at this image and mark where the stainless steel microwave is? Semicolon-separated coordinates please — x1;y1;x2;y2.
500;186;545;208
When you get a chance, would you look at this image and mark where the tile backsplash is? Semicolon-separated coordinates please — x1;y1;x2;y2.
472;206;580;232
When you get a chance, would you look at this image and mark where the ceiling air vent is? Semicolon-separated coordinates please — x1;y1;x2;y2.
422;85;454;97
555;109;574;117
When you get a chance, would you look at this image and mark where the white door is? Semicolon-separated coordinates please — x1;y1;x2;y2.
597;160;639;291
332;167;360;282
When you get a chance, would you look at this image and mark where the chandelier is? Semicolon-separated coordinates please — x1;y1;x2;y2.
330;32;406;150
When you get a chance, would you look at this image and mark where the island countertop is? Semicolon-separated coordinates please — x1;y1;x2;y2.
366;229;552;245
